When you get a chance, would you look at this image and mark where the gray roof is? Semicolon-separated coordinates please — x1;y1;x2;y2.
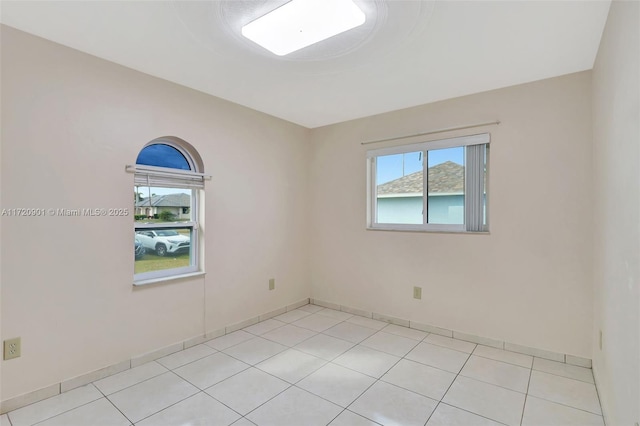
377;161;464;195
135;193;190;208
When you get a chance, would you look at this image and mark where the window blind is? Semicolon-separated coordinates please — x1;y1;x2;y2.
128;165;207;189
464;144;486;232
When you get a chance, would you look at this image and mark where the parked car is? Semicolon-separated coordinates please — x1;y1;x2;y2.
135;230;190;257
134;238;146;259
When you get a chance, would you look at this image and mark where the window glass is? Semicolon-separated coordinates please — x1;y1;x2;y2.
134;227;192;274
376;152;423;224
136;144;191;170
134;187;192;223
134;187;194;275
427;146;464;225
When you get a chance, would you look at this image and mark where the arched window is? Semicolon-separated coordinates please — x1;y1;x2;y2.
130;138;206;284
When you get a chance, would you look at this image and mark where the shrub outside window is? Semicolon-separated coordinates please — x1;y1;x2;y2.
367;133;489;232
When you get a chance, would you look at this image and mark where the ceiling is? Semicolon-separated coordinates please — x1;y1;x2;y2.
0;1;611;128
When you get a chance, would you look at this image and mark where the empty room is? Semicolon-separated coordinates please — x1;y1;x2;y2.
0;0;638;425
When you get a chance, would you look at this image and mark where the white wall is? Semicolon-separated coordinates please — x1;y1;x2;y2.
592;1;640;424
3;9;637;417
0;25;311;401
310;72;594;358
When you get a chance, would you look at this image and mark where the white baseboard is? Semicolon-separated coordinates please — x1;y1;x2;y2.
2;296;590;414
0;297;310;414
311;298;592;368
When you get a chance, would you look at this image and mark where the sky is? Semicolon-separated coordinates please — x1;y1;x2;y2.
376;147;464;185
136;144;191;170
135;187;190;198
135;143;192;198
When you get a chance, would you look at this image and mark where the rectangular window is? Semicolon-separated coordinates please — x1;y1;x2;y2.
133;178;201;283
367;133;489;232
134;186;195;271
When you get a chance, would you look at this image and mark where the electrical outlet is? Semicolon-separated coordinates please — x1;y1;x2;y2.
413;286;422;300
269;278;275;290
4;337;21;360
599;330;603;350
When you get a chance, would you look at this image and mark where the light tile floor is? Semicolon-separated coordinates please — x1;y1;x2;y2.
3;306;604;426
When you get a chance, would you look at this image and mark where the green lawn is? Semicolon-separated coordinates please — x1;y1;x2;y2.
134;252;190;274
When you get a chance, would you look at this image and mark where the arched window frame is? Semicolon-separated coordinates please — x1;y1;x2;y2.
129;138;208;285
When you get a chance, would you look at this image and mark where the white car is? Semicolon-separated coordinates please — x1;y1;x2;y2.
135;230;190;257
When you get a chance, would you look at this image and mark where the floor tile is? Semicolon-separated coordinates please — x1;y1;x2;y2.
243;319;286;336
329;410;381;425
157;344;217;370
460;355;531;393
324;322;377;343
298;304;325;314
333;345;400;378
8;384;102;426
424;334;476;353
261;324;317;347
246;387;342;426
206;330;255;351
174;352;249;389
405;342;470;374
136;392;240;426
94;361;167;395
222;337;287;365
294;334;355;360
107;372;198;423
292;314;343;332
0;415;9;426
273;310;312;323
316;308;353;321
473;345;533;368
382;324;427;341
297;363;376;407
522;395;604;426
426;403;503;426
206;368;289;415
256;349;326;383
381;359;456;401
528;370;602;414
346;316;388;331
533;357;594;384
30;398;130;426
360;331;419;357
350;381;437;426
442;376;525;426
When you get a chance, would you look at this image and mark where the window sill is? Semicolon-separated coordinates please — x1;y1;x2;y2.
367;227;490;235
133;271;206;287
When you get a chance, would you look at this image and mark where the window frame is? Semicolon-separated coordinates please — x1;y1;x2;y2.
366;133;490;233
132;140;205;285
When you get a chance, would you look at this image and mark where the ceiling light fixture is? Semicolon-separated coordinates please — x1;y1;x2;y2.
241;0;366;56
